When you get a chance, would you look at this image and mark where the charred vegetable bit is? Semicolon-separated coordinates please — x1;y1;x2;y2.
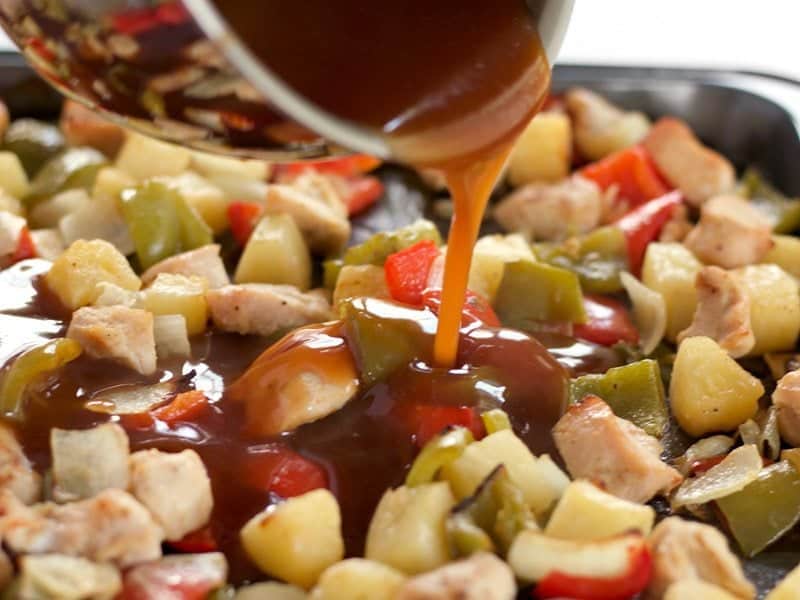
569;359;669;437
716;461;800;557
739;168;800;233
406;426;473;487
0;338;82;418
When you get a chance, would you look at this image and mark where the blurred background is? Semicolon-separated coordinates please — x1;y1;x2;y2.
0;1;797;79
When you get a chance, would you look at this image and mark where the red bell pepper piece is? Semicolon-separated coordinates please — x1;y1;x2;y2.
119;554;226;600
227;201;264;247
615;190;684;275
580;146;671;208
11;227;36;263
421;289;501;328
343;176;384;216
151;391;210;426
111;2;189;36
385;240;441;305
411;406;485;447
167;525;218;553
278;155;381;179
242;446;328;499
573;295;639;347
535;543;652;600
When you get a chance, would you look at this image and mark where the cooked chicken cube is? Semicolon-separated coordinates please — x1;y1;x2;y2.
141;244;229;289
60;100;126;158
773;369;800;448
678;266;755;358
0;423;41;505
553;396;682;503
0;210;26;257
395;552;515;600
659;204;693;243
18;554;122;600
643;118;736;207
0;488;164;567
129;449;213;541
207;284;333;337
67;306;156;375
684;196;773;268
646;517;755;600
493;175;610;241
266;178;350;256
50;424;130;503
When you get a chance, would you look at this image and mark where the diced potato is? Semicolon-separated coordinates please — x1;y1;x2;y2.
240;489;344;590
154;172;229;235
235;583;307;600
545;480;655;541
310;559;406;600
468;234;536;302
191;151;270;181
665;580;740;600
733;264;800;355
365;483;454;575
767;562;800;600
30;189;91;229
91;166;136;202
507;112;572;186
235;214;312;290
670;336;764;436
115;133;192;181
641;242;702;341
333;265;389;307
439;430;569;519
142;273;208;336
45;239;141;310
0;151;30;198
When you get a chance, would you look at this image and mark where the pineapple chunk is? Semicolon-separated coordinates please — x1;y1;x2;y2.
468;234;536;302
91;166;136;202
365;483;454;575
0;151;30;198
332;265;390;307
767;562;800;600
45;239;141;310
191;151;270;181
764;235;800;279
439;430;569;519
240;489;344;589
665;581;740;600
733;264;800;355
154;172;229;235
310;559;406;600
115;133;192;181
641;242;702;341
235;583;307;600
544;480;655;540
507;112;572;186
235;214;312;290
670;336;763;436
142;273;208;335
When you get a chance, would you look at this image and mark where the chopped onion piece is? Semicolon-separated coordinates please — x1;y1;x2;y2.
86;381;175;415
620;272;666;355
674;434;736;476
671;444;762;509
93;282;142;308
154;314;191;359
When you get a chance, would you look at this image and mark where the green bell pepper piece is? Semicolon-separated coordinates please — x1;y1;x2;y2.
406;426;473;487
3;119;65;176
535;226;629;294
27;147;107;202
121;182;182;269
717;461;800;557
343;219;441;267
0;338;82;418
494;261;587;331
175;195;213;250
739;169;800;233
481;409;512;435
569;359;668;437
323;259;344;291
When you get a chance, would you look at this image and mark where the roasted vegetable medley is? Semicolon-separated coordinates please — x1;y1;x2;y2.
1;89;800;599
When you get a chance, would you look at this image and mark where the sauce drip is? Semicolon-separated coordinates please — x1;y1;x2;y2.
212;0;552;365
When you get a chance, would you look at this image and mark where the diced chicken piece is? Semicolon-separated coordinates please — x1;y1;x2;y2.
291;171;348;219
60;99;126;157
0;210;26;257
266;179;350;255
678;266;755;358
0;423;41;505
129;449;213;541
659;204;693;243
684;195;774;268
0;488;164;567
29;228;65;261
141;244;230;289
207;284;333;337
395;553;515;600
646;517;755;600
50;424;130;503
643;118;736;207
67;306;156;375
773;369;800;447
18;554;122;600
553;396;682;503
565;87;651;161
493;175;611;241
